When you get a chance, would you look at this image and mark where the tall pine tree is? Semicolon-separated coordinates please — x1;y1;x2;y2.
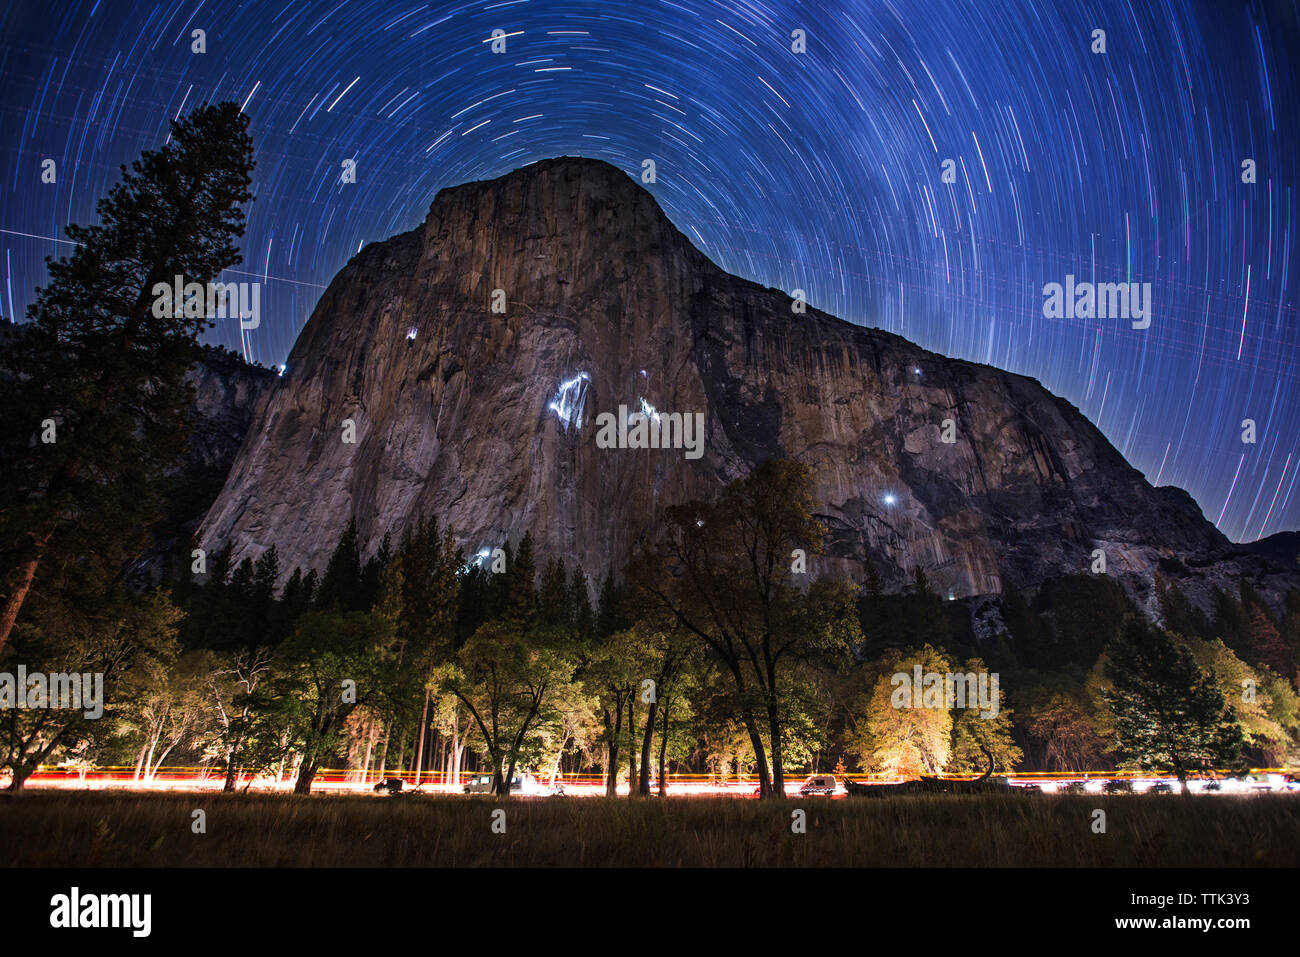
0;102;255;652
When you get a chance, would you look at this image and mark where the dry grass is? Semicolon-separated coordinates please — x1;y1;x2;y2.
2;790;1297;867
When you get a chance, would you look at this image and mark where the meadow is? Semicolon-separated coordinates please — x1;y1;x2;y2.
2;791;1298;867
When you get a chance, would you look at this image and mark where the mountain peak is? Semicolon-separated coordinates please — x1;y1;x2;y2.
437;155;640;197
201;162;1294;612
424;155;676;239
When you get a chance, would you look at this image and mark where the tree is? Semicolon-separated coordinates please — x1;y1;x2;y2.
118;649;215;783
847;646;953;778
206;645;274;791
1019;688;1107;772
0;102;255;653
947;657;1022;773
585;629;639;795
1;587;182;789
318;519;363;613
434;620;579;796
643;460;860;798
1102;619;1243;790
272;610;397;794
395;518;461;786
629;621;695;796
1184;636;1297;765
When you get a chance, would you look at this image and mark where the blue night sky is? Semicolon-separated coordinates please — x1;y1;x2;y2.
1;0;1297;542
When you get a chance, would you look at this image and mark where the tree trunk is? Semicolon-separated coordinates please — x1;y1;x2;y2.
0;540;46;655
449;709;462;786
413;689;430;786
657;698;670;797
360;720;375;787
603;705;622;796
637;700;658;796
627;697;638;796
741;706;773;796
724;660;773;796
294;757;319;795
223;735;242;792
766;698;786;798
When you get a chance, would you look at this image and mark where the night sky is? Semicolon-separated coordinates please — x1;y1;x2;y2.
1;0;1297;543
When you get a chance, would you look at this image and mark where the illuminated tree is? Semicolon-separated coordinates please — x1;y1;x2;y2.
848;646;953;778
1;588;181;790
434;620;580;796
1020;689;1107;772
272;610;397;794
1102;619;1242;790
947;657;1022;773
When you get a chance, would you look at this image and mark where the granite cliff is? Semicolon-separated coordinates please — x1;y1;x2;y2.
197;157;1296;610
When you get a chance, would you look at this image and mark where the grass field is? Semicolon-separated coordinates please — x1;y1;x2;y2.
2;791;1298;867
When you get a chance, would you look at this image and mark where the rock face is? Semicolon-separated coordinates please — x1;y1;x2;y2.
131;347;277;585
198;157;1294;605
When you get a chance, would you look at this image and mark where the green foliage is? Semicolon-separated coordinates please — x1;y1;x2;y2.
1102;619;1243;784
1;586;183;789
948;657;1023;773
434;619;581;795
269;609;398;793
645;459;859;796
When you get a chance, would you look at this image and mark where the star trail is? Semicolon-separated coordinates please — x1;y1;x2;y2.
1;0;1297;542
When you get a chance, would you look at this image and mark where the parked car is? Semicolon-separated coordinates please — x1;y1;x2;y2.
462;773;497;794
1103;779;1133;793
798;774;839;796
1150;781;1174;793
462;772;555;795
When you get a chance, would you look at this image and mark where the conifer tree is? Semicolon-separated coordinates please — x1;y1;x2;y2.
0;102;255;652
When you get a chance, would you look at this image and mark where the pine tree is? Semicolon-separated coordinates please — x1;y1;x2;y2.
595;572;625;640
569;565;595;643
0;102;255;653
319;519;362;612
504;532;537;627
538;557;569;627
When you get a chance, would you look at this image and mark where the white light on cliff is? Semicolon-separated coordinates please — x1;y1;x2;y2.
406;327;418;340
883;493;897;506
548;372;591;430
